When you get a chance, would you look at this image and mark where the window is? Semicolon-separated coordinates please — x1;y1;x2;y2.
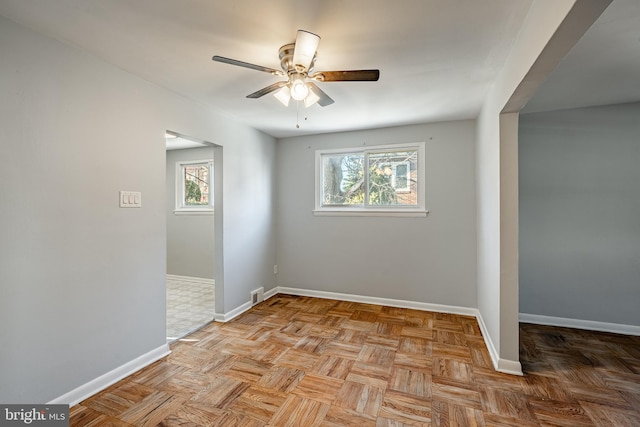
175;160;213;214
315;143;427;216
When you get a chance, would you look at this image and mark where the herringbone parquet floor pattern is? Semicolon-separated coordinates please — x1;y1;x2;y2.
70;295;640;426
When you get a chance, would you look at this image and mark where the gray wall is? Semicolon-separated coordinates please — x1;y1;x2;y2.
166;146;215;280
519;102;640;326
276;121;477;307
0;15;276;403
221;128;278;311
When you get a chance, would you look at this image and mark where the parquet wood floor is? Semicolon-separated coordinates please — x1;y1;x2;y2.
70;295;640;426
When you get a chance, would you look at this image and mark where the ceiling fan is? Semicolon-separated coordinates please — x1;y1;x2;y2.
212;30;380;108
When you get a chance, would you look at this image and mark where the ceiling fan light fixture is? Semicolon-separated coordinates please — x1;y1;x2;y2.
304;88;320;108
292;30;320;71
290;76;309;101
273;86;291;106
212;29;379;115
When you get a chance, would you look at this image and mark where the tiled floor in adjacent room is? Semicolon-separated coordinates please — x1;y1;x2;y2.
72;294;640;426
166;276;215;340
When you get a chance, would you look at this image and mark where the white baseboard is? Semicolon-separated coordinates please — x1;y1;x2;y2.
520;313;640;336
214;287;279;322
48;344;170;406
475;312;499;368
496;359;524;375
277;287;479;317
214;301;251;322
475;311;523;376
264;287;278;300
167;274;215;285
215;286;478;322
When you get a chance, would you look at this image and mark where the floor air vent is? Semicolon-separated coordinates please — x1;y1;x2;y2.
251;287;264;305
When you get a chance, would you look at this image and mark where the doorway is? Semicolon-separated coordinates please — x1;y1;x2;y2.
165;132;216;340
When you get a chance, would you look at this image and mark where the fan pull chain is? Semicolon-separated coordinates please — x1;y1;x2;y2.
295;101;309;129
296;102;300;128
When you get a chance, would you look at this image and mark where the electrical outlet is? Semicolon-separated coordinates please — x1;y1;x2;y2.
273;265;278;275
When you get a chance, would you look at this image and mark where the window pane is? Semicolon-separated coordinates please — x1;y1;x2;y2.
368;150;418;206
394;163;408;190
183;164;210;206
322;153;365;206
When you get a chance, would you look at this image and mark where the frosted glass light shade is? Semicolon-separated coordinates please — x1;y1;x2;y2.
292;30;320;71
290;76;309;101
304;89;320;107
274;86;291;106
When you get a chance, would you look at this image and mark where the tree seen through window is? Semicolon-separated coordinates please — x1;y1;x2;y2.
322;149;418;207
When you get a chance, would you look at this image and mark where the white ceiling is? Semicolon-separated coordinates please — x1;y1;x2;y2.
523;0;640;113
166;136;208;151
0;0;637;138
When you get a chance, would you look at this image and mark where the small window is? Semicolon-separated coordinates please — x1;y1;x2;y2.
175;160;213;214
315;143;426;216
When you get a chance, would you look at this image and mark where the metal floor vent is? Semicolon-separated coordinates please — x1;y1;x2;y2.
251;287;264;305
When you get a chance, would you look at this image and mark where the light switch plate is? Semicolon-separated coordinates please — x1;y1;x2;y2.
119;191;142;208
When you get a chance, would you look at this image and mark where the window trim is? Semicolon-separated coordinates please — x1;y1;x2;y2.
314;142;428;217
174;159;214;215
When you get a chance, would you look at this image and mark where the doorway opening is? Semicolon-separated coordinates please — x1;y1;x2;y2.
165;131;216;341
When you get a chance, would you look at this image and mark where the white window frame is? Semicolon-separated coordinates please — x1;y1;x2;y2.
314;142;428;217
174;159;214;215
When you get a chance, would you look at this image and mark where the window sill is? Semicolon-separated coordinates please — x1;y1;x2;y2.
313;209;429;218
173;209;214;216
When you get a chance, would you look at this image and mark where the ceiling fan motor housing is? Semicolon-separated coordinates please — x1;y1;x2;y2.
279;43;316;76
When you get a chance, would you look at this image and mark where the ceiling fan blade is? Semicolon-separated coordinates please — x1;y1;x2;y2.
212;55;285;76
311;70;380;82
292;30;320;71
246;81;288;99
307;82;334;107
